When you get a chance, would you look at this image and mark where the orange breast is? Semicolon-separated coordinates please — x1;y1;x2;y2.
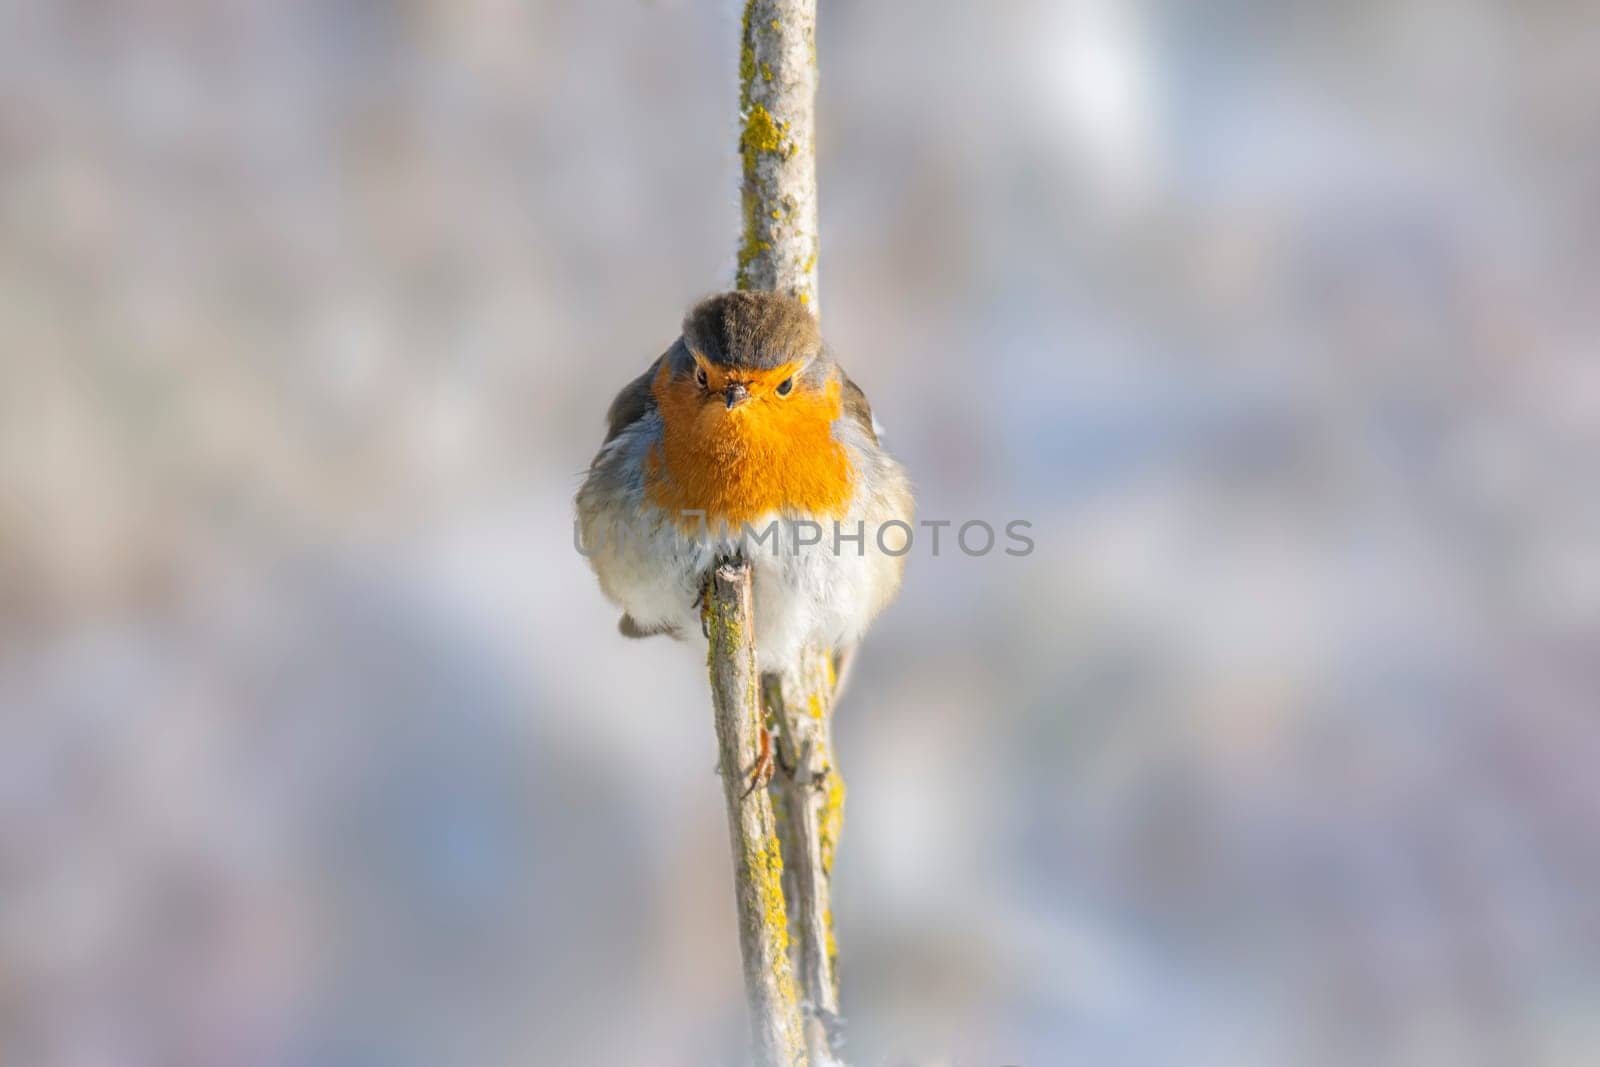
646;363;855;530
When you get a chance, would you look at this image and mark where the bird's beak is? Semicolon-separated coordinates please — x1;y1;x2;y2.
723;382;750;409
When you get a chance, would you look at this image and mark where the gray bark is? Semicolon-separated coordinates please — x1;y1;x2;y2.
737;0;820;308
706;561;807;1067
765;653;844;1063
733;4;845;1063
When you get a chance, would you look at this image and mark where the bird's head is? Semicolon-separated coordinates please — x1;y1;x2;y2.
648;291;854;525
663;290;830;415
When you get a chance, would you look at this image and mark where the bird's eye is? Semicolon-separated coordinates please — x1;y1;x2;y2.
694;366;708;389
775;377;794;397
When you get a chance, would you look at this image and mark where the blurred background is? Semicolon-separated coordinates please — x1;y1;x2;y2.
4;1;1600;1064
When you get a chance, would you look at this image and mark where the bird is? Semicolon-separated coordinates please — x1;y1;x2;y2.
576;290;913;683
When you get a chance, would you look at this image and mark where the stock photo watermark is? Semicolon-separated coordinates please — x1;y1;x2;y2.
575;512;1035;558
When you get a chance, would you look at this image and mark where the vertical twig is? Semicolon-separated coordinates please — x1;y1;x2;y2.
765;652;845;1061
706;560;807;1067
737;4;845;1062
738;0;820;309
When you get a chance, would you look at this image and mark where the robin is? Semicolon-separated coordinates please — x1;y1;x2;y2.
576;290;913;685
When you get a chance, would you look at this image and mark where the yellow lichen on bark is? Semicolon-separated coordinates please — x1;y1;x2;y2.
736;0;819;308
706;562;806;1066
743;104;785;156
728;4;837;1061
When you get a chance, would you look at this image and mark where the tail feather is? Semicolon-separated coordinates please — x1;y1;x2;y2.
618;614;679;639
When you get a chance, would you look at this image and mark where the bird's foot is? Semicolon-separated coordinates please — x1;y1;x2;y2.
694;575;713;638
739;725;774;800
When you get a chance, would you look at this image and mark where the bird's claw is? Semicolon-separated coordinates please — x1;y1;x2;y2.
739;725;774;800
697;584;712;638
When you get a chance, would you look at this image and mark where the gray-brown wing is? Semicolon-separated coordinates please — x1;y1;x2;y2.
839;370;879;444
604;354;663;444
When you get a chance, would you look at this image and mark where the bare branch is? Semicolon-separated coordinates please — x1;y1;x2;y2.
732;5;846;1063
766;650;846;1063
738;0;820;309
706;560;807;1067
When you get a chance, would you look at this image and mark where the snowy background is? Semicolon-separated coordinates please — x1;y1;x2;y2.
4;1;1600;1064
